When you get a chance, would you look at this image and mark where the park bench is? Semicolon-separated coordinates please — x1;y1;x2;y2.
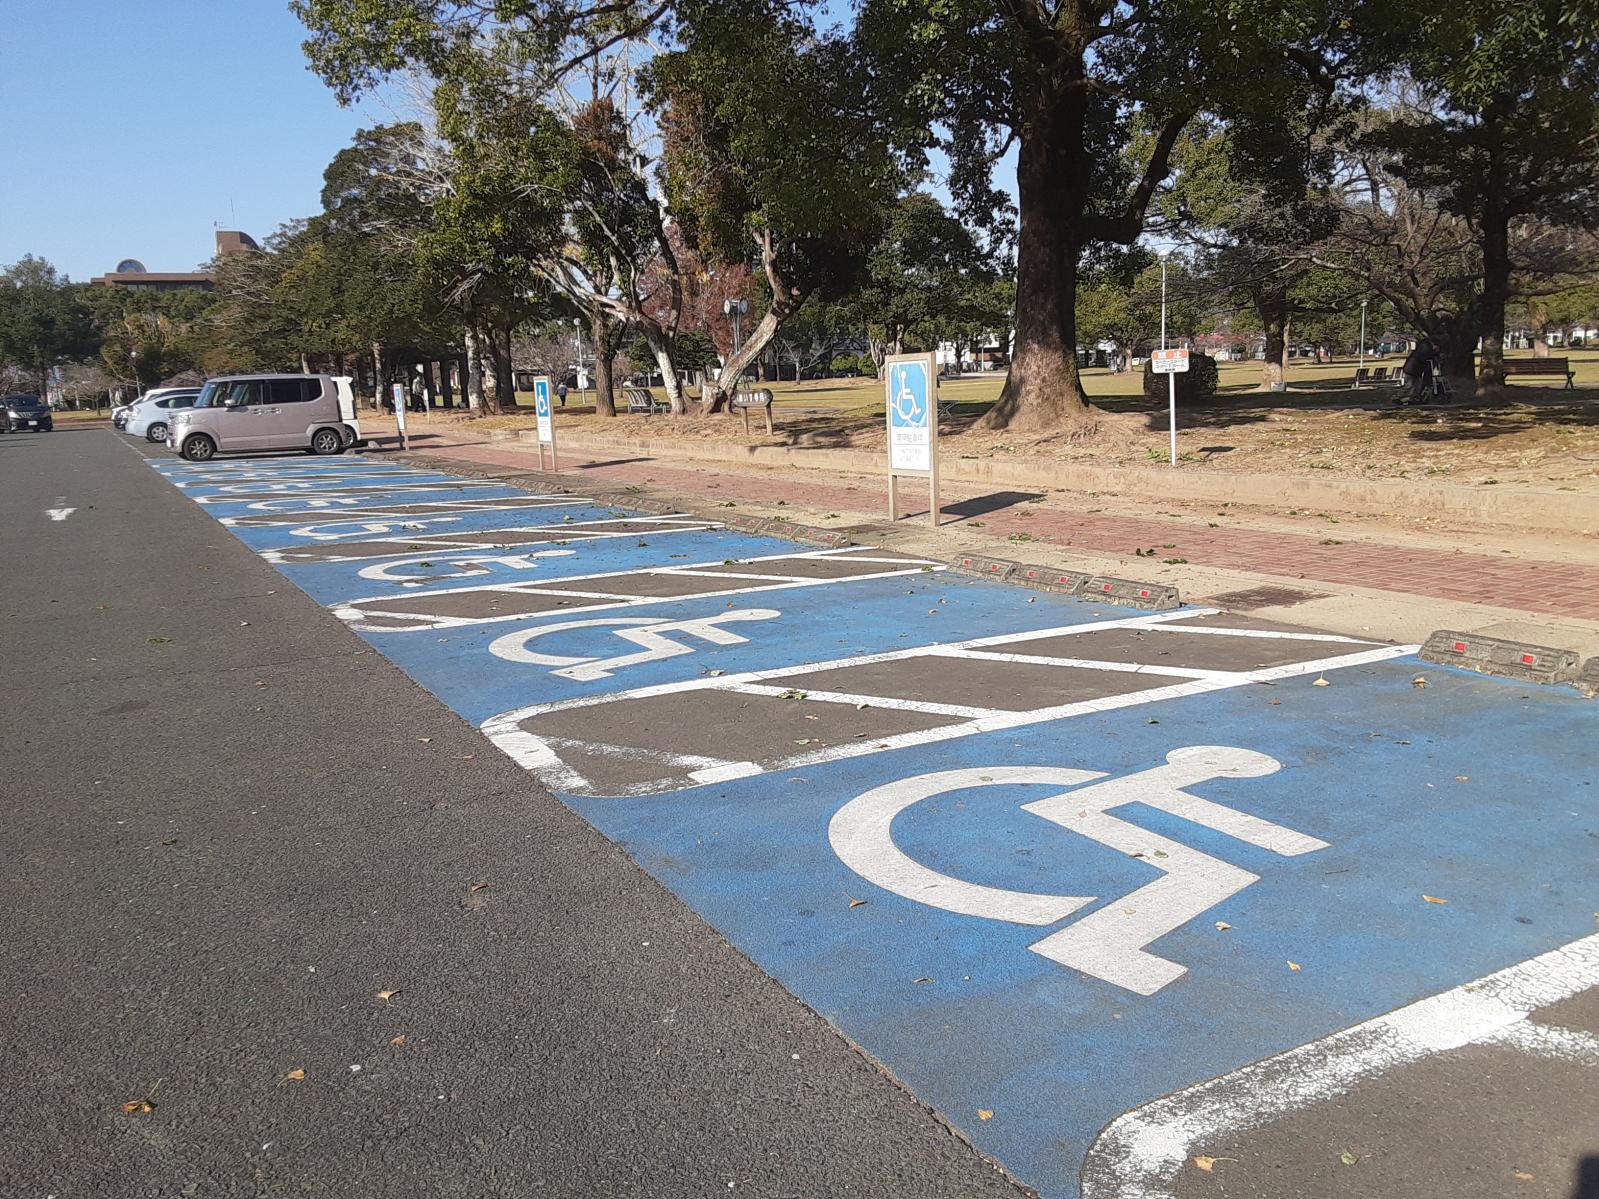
623;387;670;415
1502;357;1576;389
1354;365;1392;387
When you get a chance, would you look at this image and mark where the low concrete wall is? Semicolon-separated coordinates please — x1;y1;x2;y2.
493;427;1599;535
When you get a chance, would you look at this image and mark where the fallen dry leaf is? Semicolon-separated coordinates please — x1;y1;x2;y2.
848;898;868;909
1340;1150;1359;1166
912;976;934;984
376;989;400;1002
1194;1156;1215;1173
417;737;431;743
389;1035;407;1048
1422;895;1449;905
283;1068;306;1082
119;1099;154;1115
1287;961;1302;971
468;881;490;893
1215;921;1231;931
1412;675;1429;688
1456;775;1469;781
1514;1171;1535;1181
1312;676;1331;687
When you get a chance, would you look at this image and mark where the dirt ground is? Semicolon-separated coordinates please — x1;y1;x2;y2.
457;352;1599;491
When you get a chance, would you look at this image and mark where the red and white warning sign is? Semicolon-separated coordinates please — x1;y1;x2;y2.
1150;348;1190;374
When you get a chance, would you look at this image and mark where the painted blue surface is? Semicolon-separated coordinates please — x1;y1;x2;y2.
150;453;1599;1199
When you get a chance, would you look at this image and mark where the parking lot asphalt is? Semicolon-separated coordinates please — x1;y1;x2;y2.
0;429;1028;1198
8;429;1599;1199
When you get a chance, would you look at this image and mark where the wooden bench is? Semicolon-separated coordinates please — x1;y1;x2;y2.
1502;357;1575;388
622;387;670;415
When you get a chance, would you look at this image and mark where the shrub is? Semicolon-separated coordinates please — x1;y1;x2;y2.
1142;351;1218;403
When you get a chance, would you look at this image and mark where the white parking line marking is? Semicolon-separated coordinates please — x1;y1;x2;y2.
333;549;943;631
260;515;720;564
482;617;1419;795
1081;932;1599;1199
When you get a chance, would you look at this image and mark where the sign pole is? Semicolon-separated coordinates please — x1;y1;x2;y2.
1150;347;1189;468
884;352;939;527
391;383;409;451
533;375;558;471
1168;371;1177;467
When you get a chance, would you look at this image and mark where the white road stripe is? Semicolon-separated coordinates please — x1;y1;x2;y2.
935;648;1232;681
1148;624;1376;643
1080;932;1599;1199
260;516;719;564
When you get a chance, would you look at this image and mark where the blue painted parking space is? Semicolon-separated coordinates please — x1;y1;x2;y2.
149;453;1599;1199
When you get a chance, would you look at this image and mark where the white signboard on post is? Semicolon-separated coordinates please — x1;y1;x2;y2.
885;352;939;526
533;375;558;471
1150;348;1190;374
1149;349;1189;467
390;383;408;451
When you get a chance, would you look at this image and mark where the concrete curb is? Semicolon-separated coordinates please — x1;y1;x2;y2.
472;427;1599;535
948;554;1179;610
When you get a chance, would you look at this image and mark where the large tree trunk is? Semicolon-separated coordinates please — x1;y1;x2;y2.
589;308;618;417
463;326;486;414
1476;208;1510;399
1257;281;1289;391
980;99;1094;432
703;229;805;413
1532;331;1550;358
491;326;517;414
371;341;387;407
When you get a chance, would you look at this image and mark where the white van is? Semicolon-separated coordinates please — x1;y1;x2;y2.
168;374;362;461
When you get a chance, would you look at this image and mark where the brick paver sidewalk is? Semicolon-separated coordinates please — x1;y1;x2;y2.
388;432;1599;623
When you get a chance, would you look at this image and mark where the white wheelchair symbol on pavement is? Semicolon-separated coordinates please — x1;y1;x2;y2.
489;609;781;680
890;365;926;425
828;747;1328;995
355;550;575;584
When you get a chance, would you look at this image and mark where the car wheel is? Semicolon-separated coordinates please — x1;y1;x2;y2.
181;434;216;462
146;422;168;442
310;427;344;456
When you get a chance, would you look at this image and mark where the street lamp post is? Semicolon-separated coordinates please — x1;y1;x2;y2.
1358;299;1368;388
1158;249;1176;467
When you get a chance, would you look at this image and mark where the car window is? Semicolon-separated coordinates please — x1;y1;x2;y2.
172;396;197;408
267;378;317;404
155;398;173;408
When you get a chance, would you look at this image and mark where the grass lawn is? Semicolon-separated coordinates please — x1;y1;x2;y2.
452;349;1599;490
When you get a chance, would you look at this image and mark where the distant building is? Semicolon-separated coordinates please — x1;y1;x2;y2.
91;229;258;292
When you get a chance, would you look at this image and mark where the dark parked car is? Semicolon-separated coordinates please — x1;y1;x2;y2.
2;395;52;433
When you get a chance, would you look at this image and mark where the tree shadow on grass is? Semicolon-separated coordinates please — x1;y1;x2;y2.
1370;389;1599;442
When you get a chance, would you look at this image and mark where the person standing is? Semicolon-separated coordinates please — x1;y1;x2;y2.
556;380;569;408
1400;340;1427;405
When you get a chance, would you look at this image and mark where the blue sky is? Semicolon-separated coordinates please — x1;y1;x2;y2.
0;1;378;280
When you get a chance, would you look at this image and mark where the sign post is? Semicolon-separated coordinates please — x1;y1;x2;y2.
1149;348;1189;467
885;352;939;526
390;383;409;451
533;375;558;471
